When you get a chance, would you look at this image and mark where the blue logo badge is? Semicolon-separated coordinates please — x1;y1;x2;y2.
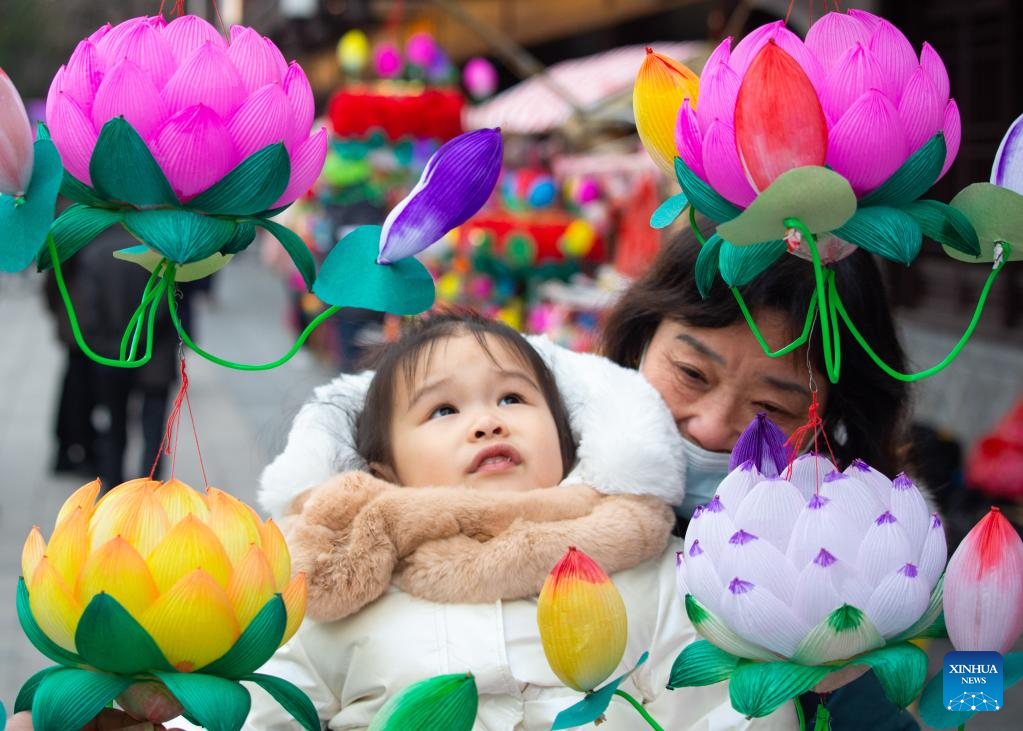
944;651;1003;711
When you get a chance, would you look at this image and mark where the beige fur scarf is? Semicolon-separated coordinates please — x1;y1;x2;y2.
284;472;674;622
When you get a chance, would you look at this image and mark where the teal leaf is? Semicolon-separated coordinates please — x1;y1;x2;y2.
200;595;286;678
853;642;928;709
254;218;316;291
902;199;980;256
313;225;435;315
221;222;257;255
37;204;124;271
368;673;478;731
124;209;237;264
860;133;947;207
31;668;131;731
650;193;689;229
16;578;82;666
155;672;251;731
695;234;723;299
89;118;179;208
14;666;61;714
668;640;740;688
187;144;290;216
718;239;787;287
728;659;830;717
0;139;63;272
245;673;320;731
674;157;742;223
59;173;109;208
74;593;172;675
552;652;649;730
832;206;923;265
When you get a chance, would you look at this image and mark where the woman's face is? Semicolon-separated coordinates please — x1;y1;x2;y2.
640;313;827;452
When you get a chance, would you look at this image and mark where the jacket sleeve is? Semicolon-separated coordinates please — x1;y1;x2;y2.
244;631;340;731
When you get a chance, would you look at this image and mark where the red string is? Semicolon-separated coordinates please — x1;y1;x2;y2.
211;0;229;37
785;0;795;25
149;353;209;487
783;390;838;491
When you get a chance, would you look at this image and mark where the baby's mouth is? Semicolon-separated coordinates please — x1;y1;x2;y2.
469;445;522;474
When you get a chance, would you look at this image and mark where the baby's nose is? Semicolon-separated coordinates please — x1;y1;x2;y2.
471;413;506;440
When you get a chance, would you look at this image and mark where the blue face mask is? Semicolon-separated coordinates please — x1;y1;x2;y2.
676;436;732;520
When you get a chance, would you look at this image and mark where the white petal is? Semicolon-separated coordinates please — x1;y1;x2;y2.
788;453;838;500
715;462;761;512
889;474;930;556
719;529;800;603
732;478;804;552
844;458;892;509
855;511;912;585
819;472;885;536
792;549;845;625
684;496;735;564
686;595;779;661
865;563;930;638
683;540;725;614
917;513;947;589
675;550;688;597
786;495;861;569
718;578;810;658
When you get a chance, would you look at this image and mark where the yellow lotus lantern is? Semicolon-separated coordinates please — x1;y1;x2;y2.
16;478;317;731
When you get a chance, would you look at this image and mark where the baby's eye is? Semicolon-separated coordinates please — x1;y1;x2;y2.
429;405;457;419
499;393;523;406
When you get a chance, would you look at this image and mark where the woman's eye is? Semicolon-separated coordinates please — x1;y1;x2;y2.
499;393;523;406
673;362;706;384
429;405;457;419
754;402;789;417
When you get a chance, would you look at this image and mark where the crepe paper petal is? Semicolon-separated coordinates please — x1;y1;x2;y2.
650;192;688;229
29;558;83;652
124;209;237;264
74;593;172;674
15;666;61;714
633;49;700;177
43;506;87;589
200;595;286;678
186;141;289;215
818;474;886;537
735;42;828;193
856;512;913;586
697;59;742;136
22;526;45;586
730;22;825;91
154;102;241;203
718;578;810;657
674;157;742;223
729;413;787;476
0;139;62;272
888;474;930;555
31;667;133;731
147;514;233;593
702;120;756;207
804;12;872;76
827;90;908;196
914;515;948;589
88;482;170;557
16;578;82;666
947;182;1023;262
728;654;830;718
683;540;726;614
60;41;104;113
787;496;862;569
788;453;839;500
899;67;945;154
695;232;722;299
227;83;292;160
674;101;705;180
919;42;950;103
282;62;314;147
939;99;961;179
94;17;147;58
76;535;159;617
54;479;101;528
668;640;740;688
272;127;327;208
153;478;209;524
832;206;922;265
259;518;292;591
205;487;264;566
155;671;251;731
854;642;929;709
921;652;1023;727
865;563;931;638
685;594;779;661
47;91;97;184
244;673;321;731
254;217;316;291
551;654;649;731
821;43;886;124
992;112;1023;192
220;222;256;255
280;573;307;646
90;117;179;207
944;507;1023;653
859;132;946;208
732;479;804;552
793;604;885;665
227;27;286;93
867;19;918;105
227;545;277;629
162;15;225;64
162;43;245;122
685;495;736;563
91;59;167;144
0;70;35;196
112;21;177;90
715;461;760;511
37;204;124;272
115;246;232;282
792;549;844;625
720;529;800;603
379;128;502;263
891;573;945;643
369;673;478;731
843;458;892;508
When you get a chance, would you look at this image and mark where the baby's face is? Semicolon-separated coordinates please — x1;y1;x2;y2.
386;333;564;491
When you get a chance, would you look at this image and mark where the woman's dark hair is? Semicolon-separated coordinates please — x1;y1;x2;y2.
601;222;909;476
356;312;577;479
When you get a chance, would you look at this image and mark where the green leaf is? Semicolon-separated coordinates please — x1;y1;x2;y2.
551;653;648;730
368;672;478;731
89;118;178;208
245;673;320;731
791;605;884;665
14;666;61;714
853;642;928;709
832;206;923;265
221;222;257;255
155;672;251;731
719;239;787;287
114;245;232;282
674;156;742;223
16;578;83;666
728;659;831;718
200;595;286;678
187;144;290;215
860;133;946;207
668;640;740;688
74;593;173;675
124;209;237;264
37;204;124;271
685;594;779;662
314;225;435;315
947;182;1023;263
695;234;723;299
254;218;316;292
650;193;688;229
59;173;109;208
0;139;63;272
31;668;131;731
902;200;979;256
891;574;945;643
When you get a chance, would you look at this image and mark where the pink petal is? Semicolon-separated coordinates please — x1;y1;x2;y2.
153;105;237;201
227;28;285;94
273;127;327;208
88;23;112;45
730;21;784;74
848;8;884;34
919;42;950;103
102;21;177;91
282;62;314;148
162;15;226;64
91;59;168;142
45;66;66;132
227;83;292;159
674;101;705;181
264;38;290;79
49;91;98;184
0;71;34;195
162;42;245;121
868;19;918;105
827;89;908;195
821;43;885;124
95;17;146;60
898;66;944;154
804;12;872;76
229;25;247;44
697;58;742;134
939;99;961;180
732;22;824;92
702;120;756;207
62;41;105;113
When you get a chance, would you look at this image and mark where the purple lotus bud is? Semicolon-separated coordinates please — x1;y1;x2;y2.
729;412;787;477
729;529;758;545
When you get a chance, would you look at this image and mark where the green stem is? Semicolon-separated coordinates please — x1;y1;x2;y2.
786;217;840;383
119;265;166;361
689;205;705;245
832;245;1009;382
794;697;806;731
164;267;342;371
612;690;665;731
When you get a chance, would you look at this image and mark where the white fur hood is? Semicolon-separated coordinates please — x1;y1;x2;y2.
258;335;685;518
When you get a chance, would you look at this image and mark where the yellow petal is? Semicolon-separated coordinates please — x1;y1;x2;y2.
29;557;83;652
55;479;101;528
154;478;210;526
206;487;262;566
22;526;46;585
76;536;160;618
634;48;700;176
227;545;276;631
140;569;240;672
89;481;170;557
280;572;307;646
45;506;89;588
260;518;292;591
146;514;233;593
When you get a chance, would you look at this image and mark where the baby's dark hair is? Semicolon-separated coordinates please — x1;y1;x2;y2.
355;312;577;479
